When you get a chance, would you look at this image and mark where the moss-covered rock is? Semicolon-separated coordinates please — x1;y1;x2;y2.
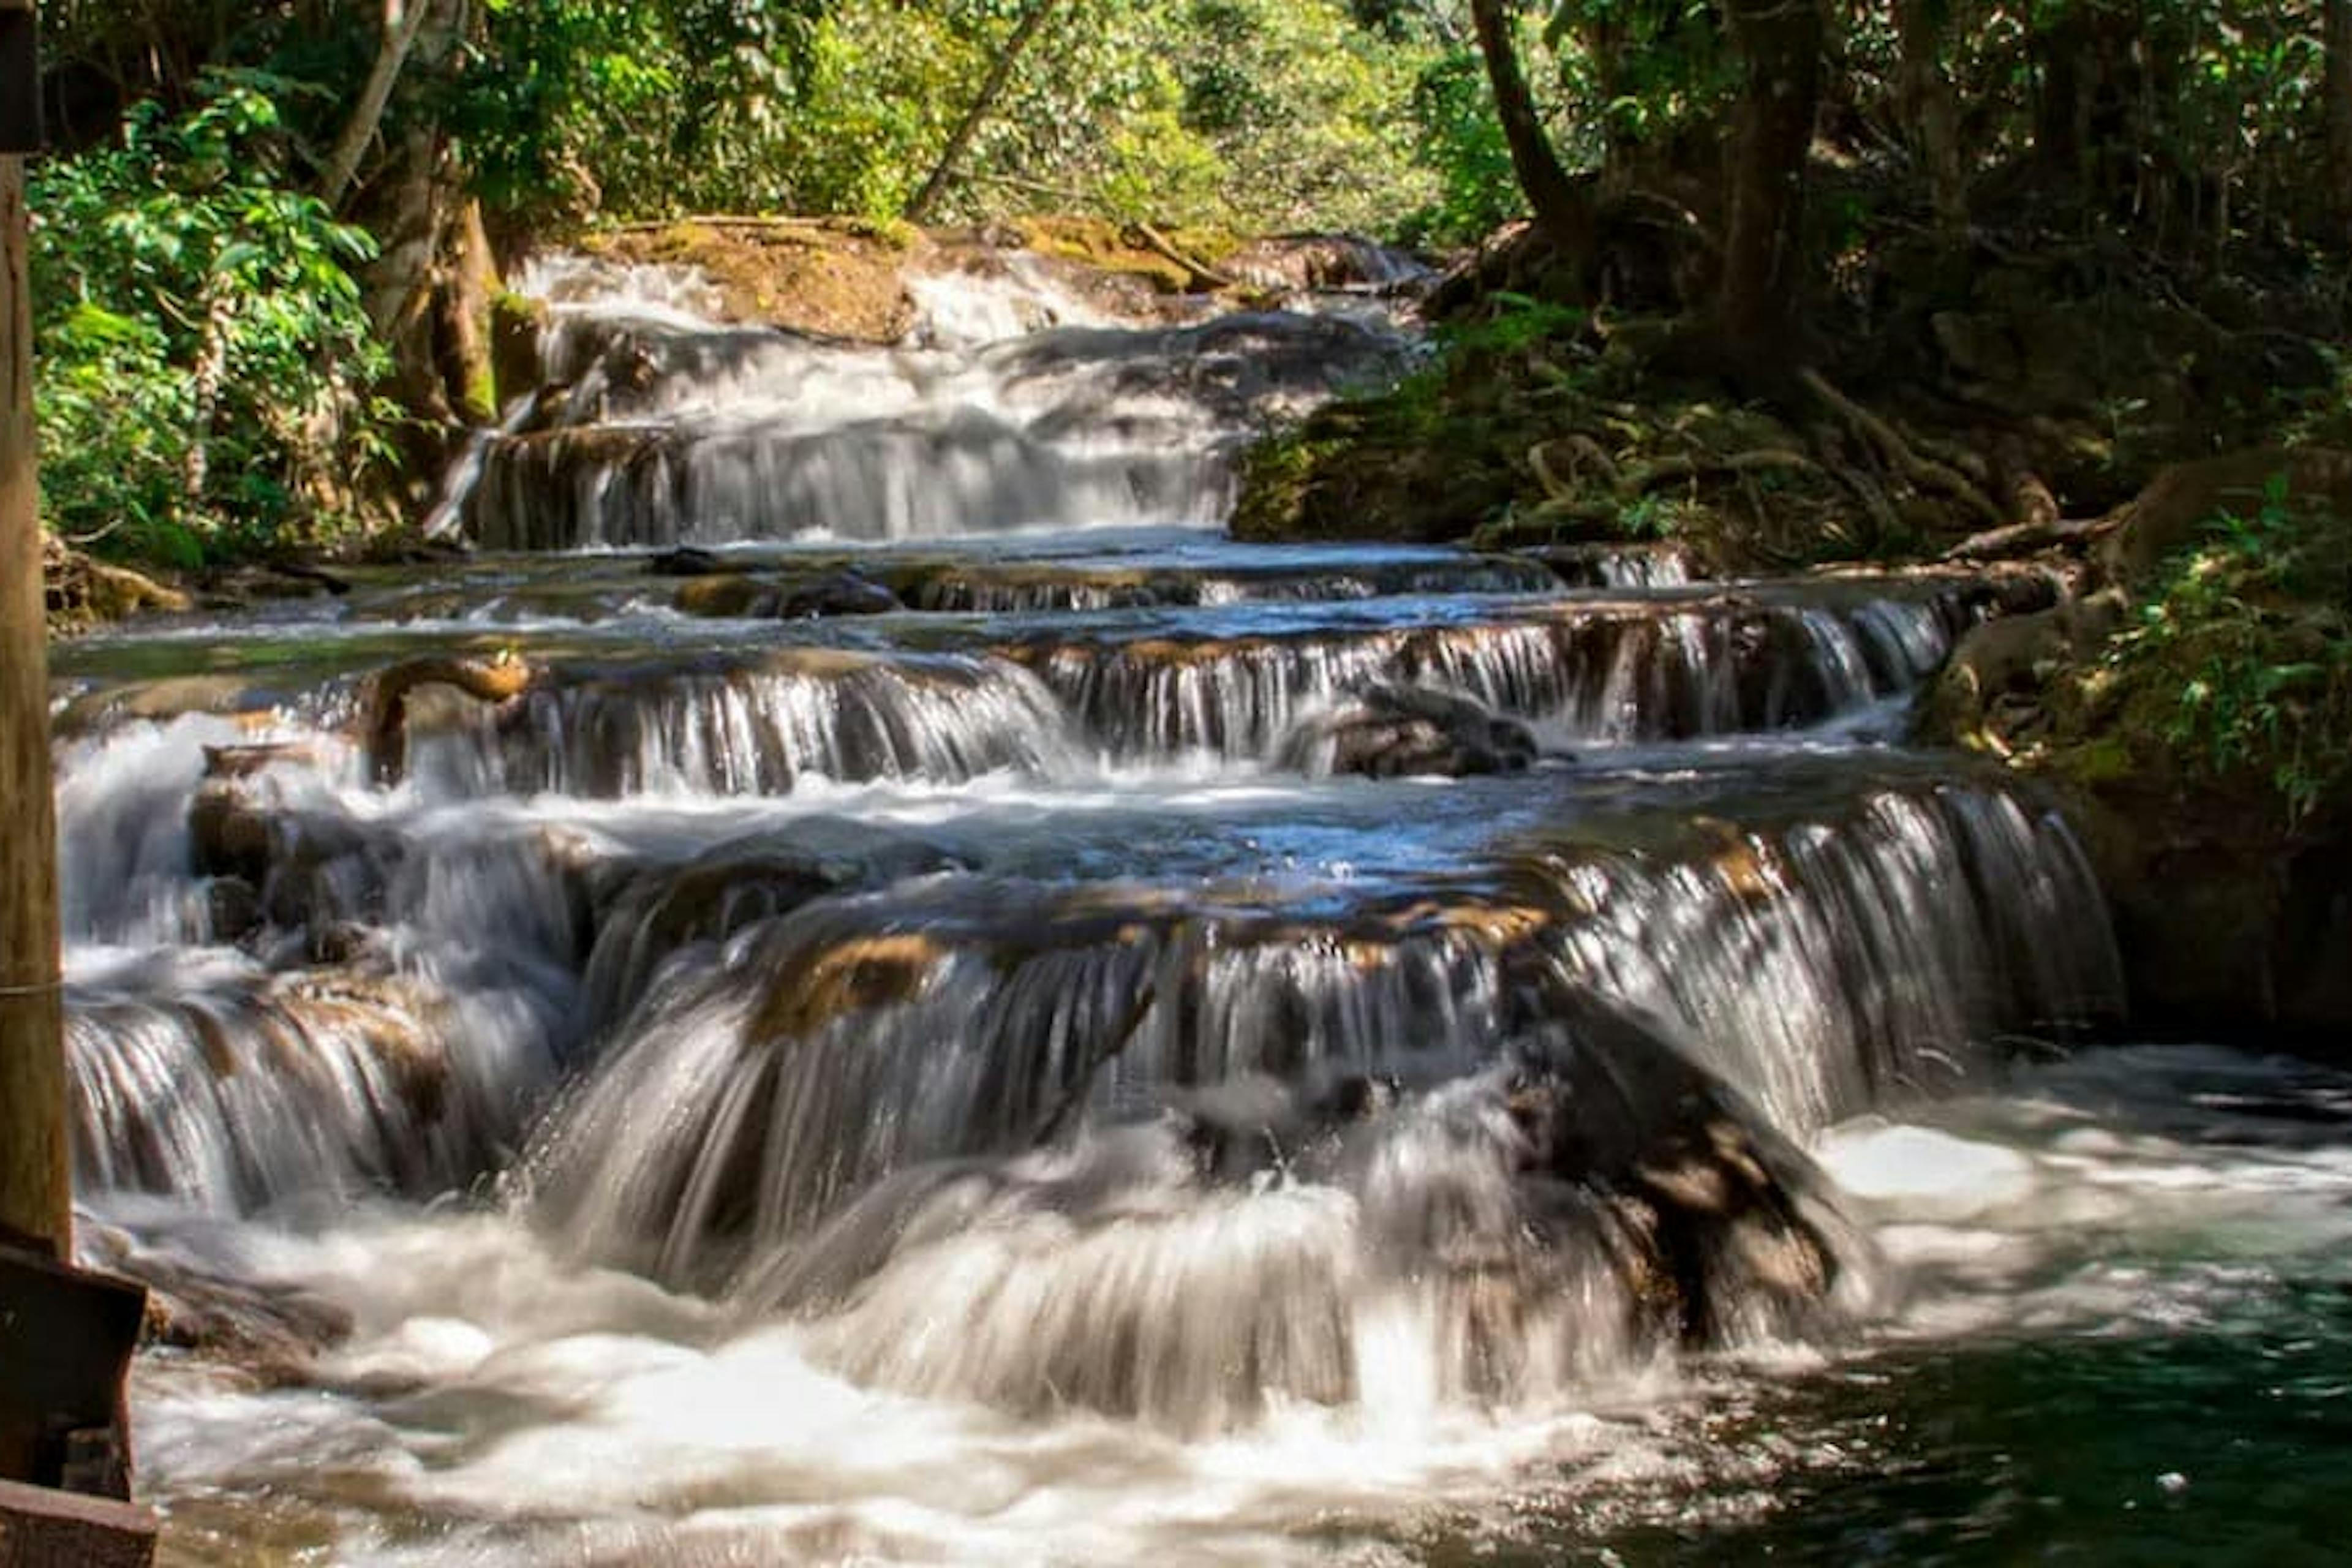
1915;451;2352;1045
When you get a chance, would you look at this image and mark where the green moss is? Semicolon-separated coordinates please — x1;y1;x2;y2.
1230;430;1342;541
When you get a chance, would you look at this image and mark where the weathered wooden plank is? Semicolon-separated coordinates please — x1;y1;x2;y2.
0;1477;156;1568
0;1247;146;1496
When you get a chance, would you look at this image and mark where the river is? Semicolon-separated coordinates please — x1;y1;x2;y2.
46;245;2352;1566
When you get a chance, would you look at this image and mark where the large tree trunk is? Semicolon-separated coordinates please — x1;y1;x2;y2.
2031;1;2144;210
1896;0;1966;236
1468;0;1592;258
0;154;69;1254
904;0;1066;224
366;127;459;429
356;0;503;485
1718;0;1823;351
2329;0;2352;240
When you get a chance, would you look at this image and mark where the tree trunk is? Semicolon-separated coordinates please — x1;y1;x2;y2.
1468;0;1592;258
1718;0;1823;351
1895;0;1966;235
320;0;434;209
0;153;70;1255
181;284;233;508
2031;1;2144;214
366;127;458;431
904;0;1066;224
438;197;498;423
2329;0;2352;239
356;0;500;470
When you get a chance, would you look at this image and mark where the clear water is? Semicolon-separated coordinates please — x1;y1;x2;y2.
49;251;2345;1566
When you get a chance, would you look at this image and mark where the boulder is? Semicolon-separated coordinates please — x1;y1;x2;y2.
1912;589;2122;750
645;545;725;578
2100;448;2352;587
1276;684;1542;778
674;569;902;620
1501;999;1856;1347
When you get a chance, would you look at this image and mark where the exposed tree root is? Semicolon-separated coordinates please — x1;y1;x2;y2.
1940;515;2116;564
1627;447;1819;491
1529;435;1817;500
1129;222;1238;292
43;538;194;628
1527;435;1622;498
1800;368;2007;527
363;653;533;786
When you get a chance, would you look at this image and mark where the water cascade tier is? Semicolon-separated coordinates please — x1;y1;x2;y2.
464;268;1417;548
41;246;2204;1564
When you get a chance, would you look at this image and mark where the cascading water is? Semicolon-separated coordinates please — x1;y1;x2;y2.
461;252;1414;549
46;239;2340;1567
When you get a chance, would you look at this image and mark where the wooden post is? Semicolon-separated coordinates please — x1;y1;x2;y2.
0;0;71;1256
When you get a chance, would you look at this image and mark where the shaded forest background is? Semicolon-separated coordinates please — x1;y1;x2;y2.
29;0;2347;568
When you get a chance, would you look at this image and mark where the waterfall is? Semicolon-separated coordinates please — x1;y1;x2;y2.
404;650;1079;798
465;269;1417;549
49;245;2160;1544
519;774;2116;1306
66;948;561;1215
1020;592;1970;761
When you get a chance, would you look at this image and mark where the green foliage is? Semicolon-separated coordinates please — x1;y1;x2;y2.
1542;0;1734;157
456;0;831;221
2106;475;2352;823
448;0;1449;235
31;81;396;567
1401;50;1524;246
1433;289;1586;356
952;0;1444;234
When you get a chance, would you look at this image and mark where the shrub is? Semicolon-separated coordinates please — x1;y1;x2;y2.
2102;473;2352;824
31;80;396;567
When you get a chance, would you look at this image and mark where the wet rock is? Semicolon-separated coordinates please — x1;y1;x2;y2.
307;922;381;968
744;992;1863;1429
646;545;725;577
674;569;902;620
79;1223;350;1387
364;652;535;786
490;288;551;412
1171;998;1857;1351
197;561;353;608
1275;684;1541;778
670;574;766;617
1912;590;2123;751
776;570;902;619
468;425;680;551
584;831;967;1025
205;877;264;944
1525;541;1698;589
189;781;274;885
188;773;398;936
886;562;1171;613
1177;1071;1404;1182
1223;234;1431;294
2060;783;2352;1045
1501;998;1857;1347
